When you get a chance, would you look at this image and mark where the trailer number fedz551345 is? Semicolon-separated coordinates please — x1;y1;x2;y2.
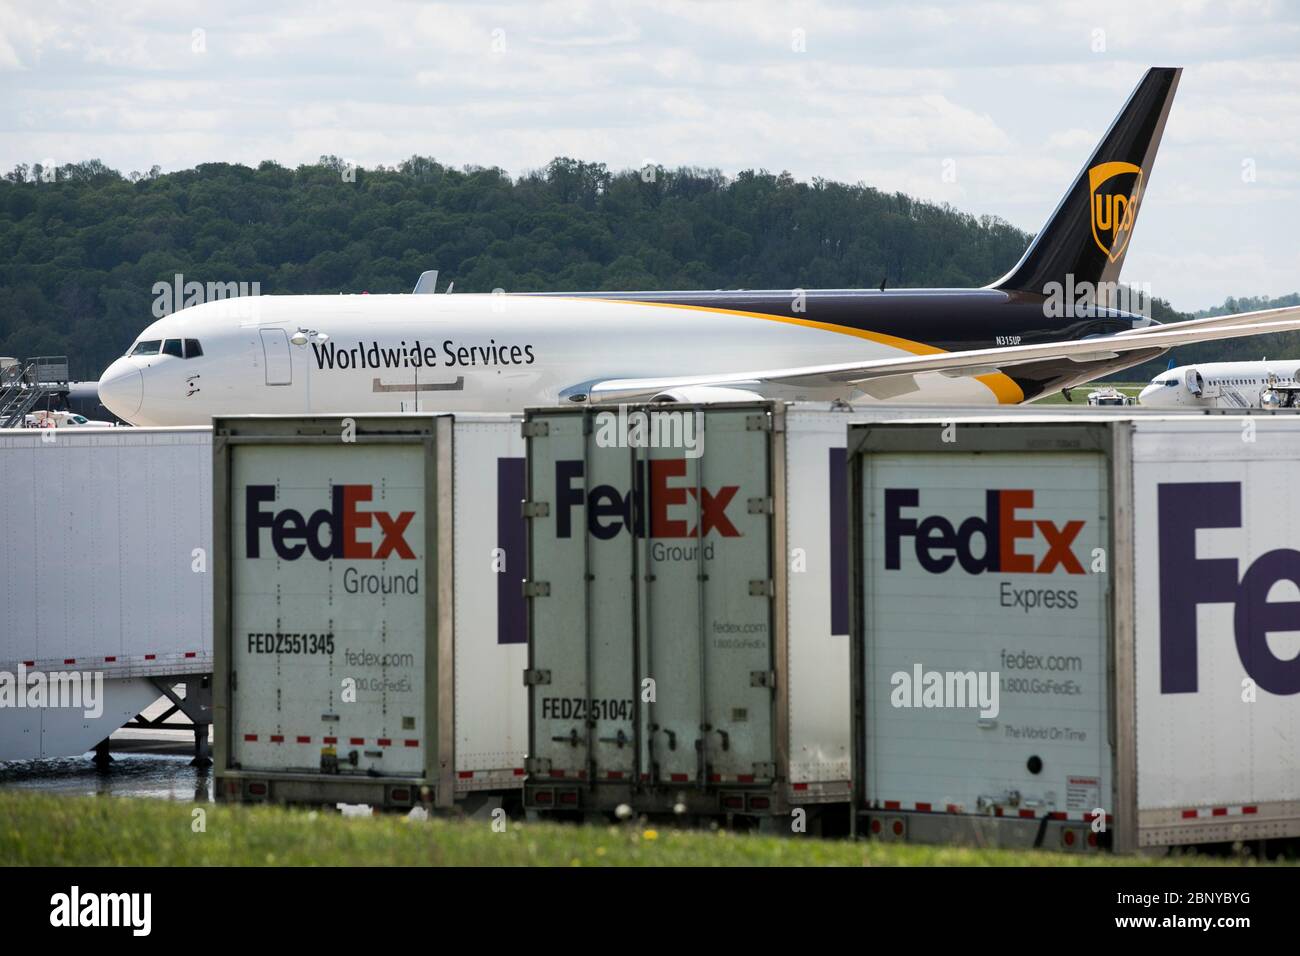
541;697;634;721
247;632;336;655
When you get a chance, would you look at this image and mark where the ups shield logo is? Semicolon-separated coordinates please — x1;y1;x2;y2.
1088;161;1143;262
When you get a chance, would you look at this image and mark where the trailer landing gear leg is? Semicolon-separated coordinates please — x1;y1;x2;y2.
192;724;212;769
92;737;113;768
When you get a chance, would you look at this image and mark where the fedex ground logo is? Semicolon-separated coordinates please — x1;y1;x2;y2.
885;488;1086;574
1159;482;1300;696
245;484;416;560
556;458;740;539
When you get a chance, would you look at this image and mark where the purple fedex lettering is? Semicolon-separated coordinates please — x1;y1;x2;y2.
1158;482;1300;695
497;458;526;644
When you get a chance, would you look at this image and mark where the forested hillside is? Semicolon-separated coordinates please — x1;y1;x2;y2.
0;155;1292;382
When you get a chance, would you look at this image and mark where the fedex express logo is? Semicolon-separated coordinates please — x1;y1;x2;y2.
245;485;415;560
1160;482;1300;696
556;459;740;539
885;489;1086;574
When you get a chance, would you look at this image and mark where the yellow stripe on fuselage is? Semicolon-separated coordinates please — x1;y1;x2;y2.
560;296;1026;404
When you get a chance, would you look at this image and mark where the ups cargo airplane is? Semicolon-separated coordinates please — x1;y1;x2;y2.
98;67;1300;426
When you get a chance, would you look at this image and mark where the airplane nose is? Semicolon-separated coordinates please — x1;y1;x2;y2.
98;360;143;420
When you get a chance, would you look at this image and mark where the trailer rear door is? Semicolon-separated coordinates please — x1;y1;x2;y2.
219;417;443;782
525;405;776;791
852;423;1114;826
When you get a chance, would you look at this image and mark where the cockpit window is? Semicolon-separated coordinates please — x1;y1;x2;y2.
184;339;203;358
162;339;184;358
130;340;162;356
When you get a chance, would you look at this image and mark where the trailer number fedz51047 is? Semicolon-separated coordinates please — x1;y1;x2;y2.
541;697;634;721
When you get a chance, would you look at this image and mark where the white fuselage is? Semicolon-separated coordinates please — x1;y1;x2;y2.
1139;360;1300;409
97;294;1012;425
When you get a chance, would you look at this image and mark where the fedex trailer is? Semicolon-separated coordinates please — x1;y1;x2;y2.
848;416;1300;852
0;426;212;761
212;414;528;810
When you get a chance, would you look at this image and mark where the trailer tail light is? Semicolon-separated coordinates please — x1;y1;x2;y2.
388;787;412;805
558;789;580;806
531;788;554;806
747;795;771;812
721;793;745;811
1060;826;1095;851
869;815;906;840
245;781;268;800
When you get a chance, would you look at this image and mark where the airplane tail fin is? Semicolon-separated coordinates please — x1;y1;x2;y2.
990;67;1181;300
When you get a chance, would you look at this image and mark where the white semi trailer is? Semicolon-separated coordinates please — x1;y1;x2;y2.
848;416;1300;852
211;414;529;810
0;426;213;761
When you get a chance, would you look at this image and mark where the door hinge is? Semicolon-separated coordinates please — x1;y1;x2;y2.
748;579;774;597
745;413;771;431
524;756;551;774
523;668;552;686
751;762;776;779
750;670;775;689
521;500;550;518
523;580;551;598
747;496;773;515
521;420;550;438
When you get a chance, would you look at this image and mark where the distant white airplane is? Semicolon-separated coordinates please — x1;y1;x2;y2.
1139;359;1300;409
96;67;1300;426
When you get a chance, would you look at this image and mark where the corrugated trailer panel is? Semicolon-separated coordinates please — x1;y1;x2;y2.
1131;418;1300;843
0;427;212;674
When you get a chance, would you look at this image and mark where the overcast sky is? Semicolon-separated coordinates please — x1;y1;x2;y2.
1;0;1297;310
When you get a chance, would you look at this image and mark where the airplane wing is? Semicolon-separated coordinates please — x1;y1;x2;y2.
575;305;1300;404
1113;304;1300;338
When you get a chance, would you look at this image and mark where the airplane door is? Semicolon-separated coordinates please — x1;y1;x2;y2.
260;328;293;386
